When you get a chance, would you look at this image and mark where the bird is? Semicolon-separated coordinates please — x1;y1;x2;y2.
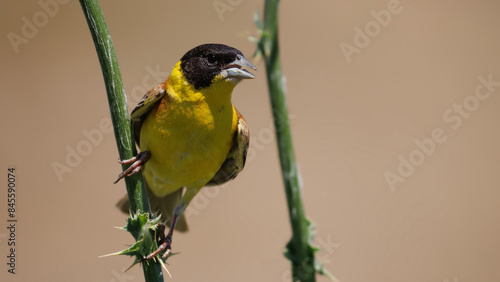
114;43;256;261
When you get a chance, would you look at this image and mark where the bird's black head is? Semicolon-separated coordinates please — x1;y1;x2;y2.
180;44;256;90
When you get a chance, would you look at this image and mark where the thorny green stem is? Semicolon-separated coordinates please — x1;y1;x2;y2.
256;0;316;281
79;1;162;281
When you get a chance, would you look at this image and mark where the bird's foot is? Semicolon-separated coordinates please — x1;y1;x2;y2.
114;151;151;184
140;223;173;263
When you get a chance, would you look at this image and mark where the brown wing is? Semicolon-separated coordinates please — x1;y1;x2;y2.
117;83;190;231
130;83;166;146
206;109;250;185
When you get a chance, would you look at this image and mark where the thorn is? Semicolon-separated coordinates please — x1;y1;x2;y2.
159;259;172;278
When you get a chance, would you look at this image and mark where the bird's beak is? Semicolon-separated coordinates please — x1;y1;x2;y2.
222;54;257;80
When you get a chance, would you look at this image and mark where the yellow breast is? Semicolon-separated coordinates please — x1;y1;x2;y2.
140;62;238;197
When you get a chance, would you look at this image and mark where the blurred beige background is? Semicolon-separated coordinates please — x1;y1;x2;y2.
2;0;500;281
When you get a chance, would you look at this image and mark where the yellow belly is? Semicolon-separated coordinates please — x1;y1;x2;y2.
140;96;236;197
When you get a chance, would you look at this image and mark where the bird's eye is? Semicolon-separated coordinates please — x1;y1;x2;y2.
207;54;218;64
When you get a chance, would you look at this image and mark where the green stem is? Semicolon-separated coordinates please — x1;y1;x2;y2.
78;1;162;281
257;0;316;281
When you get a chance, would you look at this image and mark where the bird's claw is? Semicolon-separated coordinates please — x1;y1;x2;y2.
114;151;151;184
140;224;173;263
